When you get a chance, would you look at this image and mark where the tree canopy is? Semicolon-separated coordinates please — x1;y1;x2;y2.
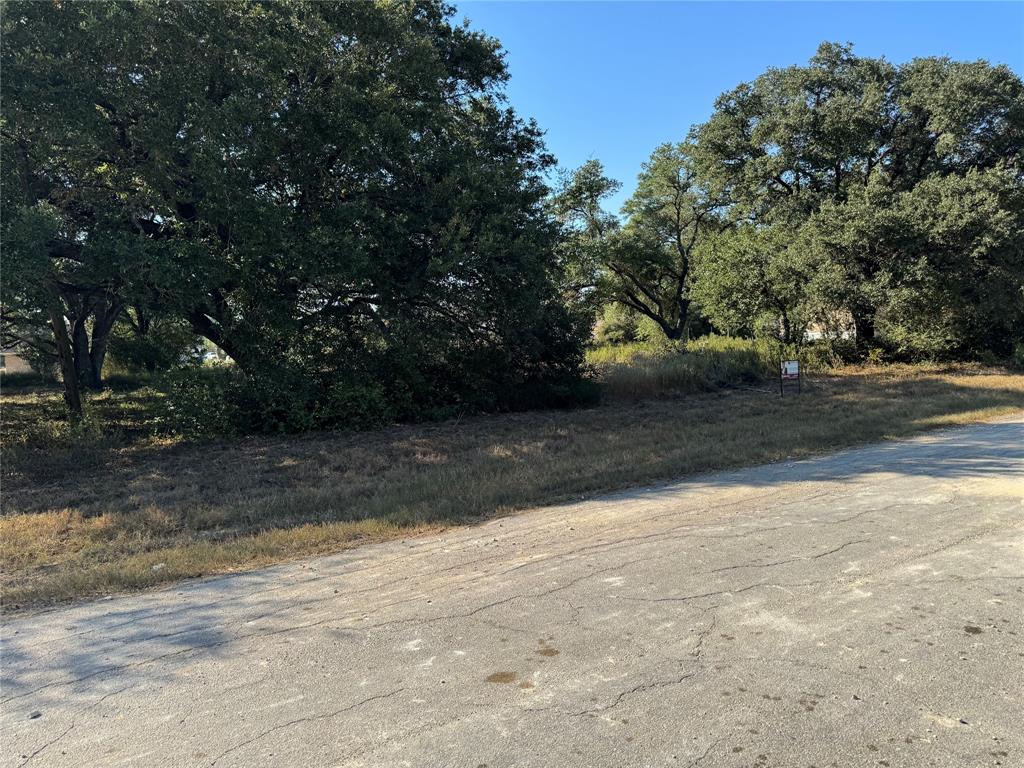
2;0;590;422
691;43;1024;354
563;43;1024;357
3;15;1021;431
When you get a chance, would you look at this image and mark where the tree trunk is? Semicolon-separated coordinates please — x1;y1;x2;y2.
663;324;685;341
71;315;92;387
852;307;876;351
187;308;255;373
780;311;793;346
674;297;690;342
49;307;82;421
87;300;122;388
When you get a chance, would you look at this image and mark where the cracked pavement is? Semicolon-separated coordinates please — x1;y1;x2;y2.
2;417;1022;768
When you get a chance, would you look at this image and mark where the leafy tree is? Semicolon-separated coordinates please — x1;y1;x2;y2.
615;143;724;340
549;159;621;312
894;168;1024;358
554;147;723;342
692;42;1024;353
2;1;587;423
692;224;814;345
801;168;1024;358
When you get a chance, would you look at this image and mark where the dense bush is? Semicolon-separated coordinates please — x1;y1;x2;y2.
593;304;642;346
108;320;201;374
159;366;393;437
160;346;599;437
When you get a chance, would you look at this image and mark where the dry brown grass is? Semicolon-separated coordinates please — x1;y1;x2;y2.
2;365;1022;611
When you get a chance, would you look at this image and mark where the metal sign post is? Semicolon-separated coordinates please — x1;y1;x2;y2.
780;359;800;396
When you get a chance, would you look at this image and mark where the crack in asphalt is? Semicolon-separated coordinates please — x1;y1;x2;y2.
207;688;405;767
570;670;700;717
16;722;75;768
705;537;871;574
688;737;724;767
15;684;131;767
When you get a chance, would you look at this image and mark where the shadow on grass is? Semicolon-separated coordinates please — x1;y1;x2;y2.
4;372;1023;520
0;371;1021;740
0;370;1021;618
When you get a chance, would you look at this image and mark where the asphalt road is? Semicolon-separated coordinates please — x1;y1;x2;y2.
2;418;1022;768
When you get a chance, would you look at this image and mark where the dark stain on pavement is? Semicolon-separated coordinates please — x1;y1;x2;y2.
486;671;517;684
537;639;560;657
964;625;983;635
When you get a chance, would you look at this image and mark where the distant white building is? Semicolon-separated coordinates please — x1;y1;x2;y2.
0;349;32;374
804;312;854;342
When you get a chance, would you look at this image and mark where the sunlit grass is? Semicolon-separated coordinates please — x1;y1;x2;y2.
2;364;1022;611
589;336;774;399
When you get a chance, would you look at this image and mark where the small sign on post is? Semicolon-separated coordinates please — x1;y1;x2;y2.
780;359;801;396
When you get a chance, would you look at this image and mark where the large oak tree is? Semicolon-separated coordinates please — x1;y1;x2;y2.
692;43;1024;354
2;1;587;419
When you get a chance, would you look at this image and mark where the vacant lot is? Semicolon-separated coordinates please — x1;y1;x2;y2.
2;365;1023;611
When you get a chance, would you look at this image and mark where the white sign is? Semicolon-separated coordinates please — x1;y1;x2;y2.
781;360;800;379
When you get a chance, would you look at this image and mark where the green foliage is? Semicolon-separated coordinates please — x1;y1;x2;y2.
315;382;396;432
160;342;600;438
3;0;590;428
108;318;200;374
159;368;243;438
594;304;644;345
563;44;1024;361
691;42;1024;358
555;146;723;342
692;224;814;344
800;168;1024;359
160;366;396;437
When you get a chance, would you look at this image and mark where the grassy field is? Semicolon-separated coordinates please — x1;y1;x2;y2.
2;364;1023;611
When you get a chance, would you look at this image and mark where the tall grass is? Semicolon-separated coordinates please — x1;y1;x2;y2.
588;335;859;400
591;335;775;400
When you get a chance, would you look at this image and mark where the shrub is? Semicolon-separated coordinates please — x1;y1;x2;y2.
161;366;329;436
0;370;57;390
314;381;395;431
159;350;600;437
593;304;641;345
159;367;243;437
108;320;201;374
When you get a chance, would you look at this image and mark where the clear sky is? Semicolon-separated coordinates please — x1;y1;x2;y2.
455;1;1024;211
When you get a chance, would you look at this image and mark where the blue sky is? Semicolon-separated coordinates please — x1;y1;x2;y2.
455;1;1024;211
